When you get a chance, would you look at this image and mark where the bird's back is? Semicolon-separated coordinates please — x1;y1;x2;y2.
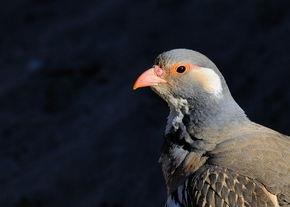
208;122;290;204
165;122;290;207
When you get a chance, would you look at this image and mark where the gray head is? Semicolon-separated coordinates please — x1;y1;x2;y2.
152;49;231;102
134;49;247;132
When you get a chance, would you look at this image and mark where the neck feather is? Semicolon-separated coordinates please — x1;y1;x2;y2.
161;93;249;193
166;93;248;144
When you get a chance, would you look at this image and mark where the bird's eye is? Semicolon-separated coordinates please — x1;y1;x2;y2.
176;66;186;73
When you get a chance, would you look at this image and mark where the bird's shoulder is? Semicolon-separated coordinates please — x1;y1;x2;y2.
208;121;290;165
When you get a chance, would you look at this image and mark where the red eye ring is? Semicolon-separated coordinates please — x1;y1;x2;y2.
171;63;191;75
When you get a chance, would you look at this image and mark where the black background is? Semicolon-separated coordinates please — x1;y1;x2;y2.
1;0;290;206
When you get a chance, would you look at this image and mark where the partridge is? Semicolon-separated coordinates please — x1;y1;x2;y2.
133;49;290;207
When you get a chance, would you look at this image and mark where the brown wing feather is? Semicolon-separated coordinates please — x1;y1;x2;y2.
184;165;279;207
208;123;290;205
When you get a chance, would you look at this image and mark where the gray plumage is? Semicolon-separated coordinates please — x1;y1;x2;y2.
142;49;290;206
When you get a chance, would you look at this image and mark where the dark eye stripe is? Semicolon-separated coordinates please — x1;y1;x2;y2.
176;66;186;73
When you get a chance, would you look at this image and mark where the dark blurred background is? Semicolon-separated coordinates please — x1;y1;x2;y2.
1;0;290;206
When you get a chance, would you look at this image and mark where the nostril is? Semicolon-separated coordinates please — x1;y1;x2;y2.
154;65;164;77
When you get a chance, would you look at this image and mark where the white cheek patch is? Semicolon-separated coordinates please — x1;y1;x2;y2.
190;67;223;97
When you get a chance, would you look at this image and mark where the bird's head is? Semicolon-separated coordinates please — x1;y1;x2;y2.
133;49;231;107
133;49;247;133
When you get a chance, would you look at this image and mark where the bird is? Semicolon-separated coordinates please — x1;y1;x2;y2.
133;49;290;207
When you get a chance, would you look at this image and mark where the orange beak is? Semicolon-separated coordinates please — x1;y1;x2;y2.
133;66;167;90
